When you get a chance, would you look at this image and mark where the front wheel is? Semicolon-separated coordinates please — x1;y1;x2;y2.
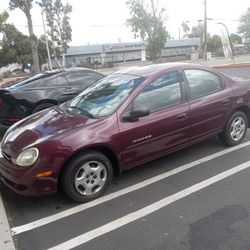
61;151;113;202
219;111;248;146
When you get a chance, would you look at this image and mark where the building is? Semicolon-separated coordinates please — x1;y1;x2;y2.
65;38;200;67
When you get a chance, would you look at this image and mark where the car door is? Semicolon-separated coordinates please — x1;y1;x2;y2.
20;74;60;102
55;75;75;103
118;71;190;169
183;69;233;142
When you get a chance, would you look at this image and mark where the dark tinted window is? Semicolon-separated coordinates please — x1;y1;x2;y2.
57;76;69;86
41;76;58;87
133;71;182;113
184;69;222;99
66;71;103;88
7;73;57;89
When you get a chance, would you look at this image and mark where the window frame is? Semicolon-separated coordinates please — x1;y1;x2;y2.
182;68;225;101
121;70;186;121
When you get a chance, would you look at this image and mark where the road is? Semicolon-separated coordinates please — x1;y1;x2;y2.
216;67;250;80
1;67;250;250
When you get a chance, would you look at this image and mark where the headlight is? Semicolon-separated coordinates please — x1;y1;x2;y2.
12;148;39;167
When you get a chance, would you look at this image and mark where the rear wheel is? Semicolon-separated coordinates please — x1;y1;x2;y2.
32;103;55;114
219;111;248;146
61;151;113;202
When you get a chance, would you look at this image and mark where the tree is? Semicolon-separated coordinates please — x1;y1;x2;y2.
0;23;32;69
38;0;72;67
230;33;242;44
181;22;190;38
238;8;250;43
207;34;222;53
0;11;9;50
9;0;40;73
0;11;9;31
0;18;52;70
126;0;169;61
191;23;204;40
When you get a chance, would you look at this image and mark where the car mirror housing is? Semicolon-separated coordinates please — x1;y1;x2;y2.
122;109;150;122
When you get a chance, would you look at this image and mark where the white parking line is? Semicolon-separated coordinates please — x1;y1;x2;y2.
48;160;250;250
0;193;15;250
11;141;250;235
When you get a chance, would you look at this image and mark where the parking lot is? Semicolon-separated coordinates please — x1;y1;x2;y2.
1;66;250;250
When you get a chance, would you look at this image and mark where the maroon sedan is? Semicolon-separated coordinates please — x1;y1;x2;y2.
0;63;250;202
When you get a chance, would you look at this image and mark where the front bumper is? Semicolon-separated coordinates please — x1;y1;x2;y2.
0;153;58;196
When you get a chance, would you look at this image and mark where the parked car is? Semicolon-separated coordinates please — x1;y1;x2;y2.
0;63;250;202
0;68;104;128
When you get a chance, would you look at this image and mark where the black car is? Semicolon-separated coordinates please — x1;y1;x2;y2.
0;68;104;128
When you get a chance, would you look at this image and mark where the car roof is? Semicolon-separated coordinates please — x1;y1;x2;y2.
113;63;209;77
5;67;104;89
45;67;104;75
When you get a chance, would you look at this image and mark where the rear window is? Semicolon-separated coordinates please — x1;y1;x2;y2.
7;72;61;89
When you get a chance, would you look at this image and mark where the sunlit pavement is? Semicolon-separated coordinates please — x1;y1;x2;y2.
1;67;250;250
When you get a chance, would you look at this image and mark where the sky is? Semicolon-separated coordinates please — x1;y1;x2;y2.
0;0;249;46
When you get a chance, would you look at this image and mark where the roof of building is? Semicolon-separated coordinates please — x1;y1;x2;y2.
66;38;200;56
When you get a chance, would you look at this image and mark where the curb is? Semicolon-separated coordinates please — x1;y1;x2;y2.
213;63;250;69
0;192;15;250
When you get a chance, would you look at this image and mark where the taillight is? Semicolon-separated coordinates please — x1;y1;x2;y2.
8;117;21;122
0;98;4;105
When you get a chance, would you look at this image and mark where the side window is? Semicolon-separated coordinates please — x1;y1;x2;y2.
28;76;58;88
184;69;222;99
41;76;58;87
133;71;182;113
66;72;103;88
57;76;69;87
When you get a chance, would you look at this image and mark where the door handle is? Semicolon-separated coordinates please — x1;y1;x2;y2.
176;113;187;120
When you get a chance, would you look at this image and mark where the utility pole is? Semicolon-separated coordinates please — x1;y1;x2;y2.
41;10;52;70
204;0;208;60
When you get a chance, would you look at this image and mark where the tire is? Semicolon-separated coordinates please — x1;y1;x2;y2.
32;103;55;114
61;151;113;202
219;111;248;146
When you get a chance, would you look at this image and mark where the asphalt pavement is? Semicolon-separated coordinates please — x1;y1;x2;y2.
216;67;250;80
2;135;250;250
1;67;250;250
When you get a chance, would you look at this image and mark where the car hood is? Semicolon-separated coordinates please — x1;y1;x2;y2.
1;105;96;157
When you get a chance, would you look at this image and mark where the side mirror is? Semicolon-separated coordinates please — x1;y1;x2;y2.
122;109;150;122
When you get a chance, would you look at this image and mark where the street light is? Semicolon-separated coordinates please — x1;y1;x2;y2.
217;22;235;63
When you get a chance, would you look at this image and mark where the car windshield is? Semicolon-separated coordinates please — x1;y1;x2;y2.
66;73;145;118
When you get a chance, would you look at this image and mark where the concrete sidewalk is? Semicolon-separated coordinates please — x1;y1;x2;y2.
195;54;250;68
98;54;250;75
0;192;15;250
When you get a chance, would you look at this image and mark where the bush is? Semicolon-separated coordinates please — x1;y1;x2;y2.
2;71;10;78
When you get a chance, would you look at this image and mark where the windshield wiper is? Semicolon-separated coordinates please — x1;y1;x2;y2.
68;106;95;119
